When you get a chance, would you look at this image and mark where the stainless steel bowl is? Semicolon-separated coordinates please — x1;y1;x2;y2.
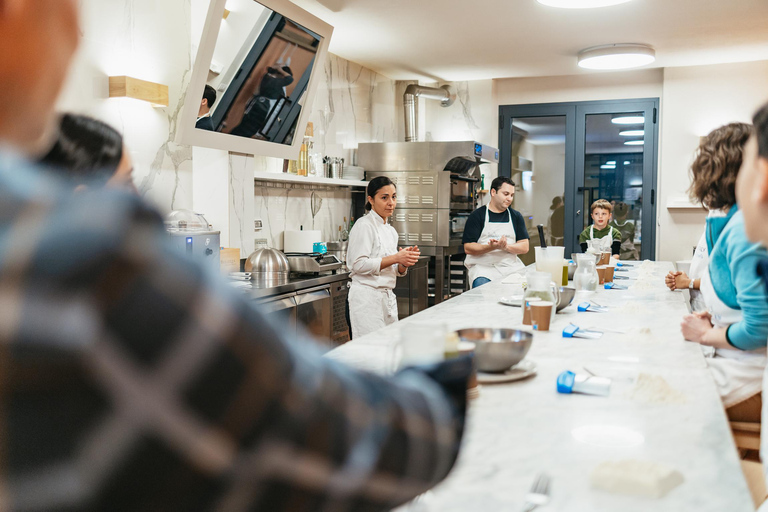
557;286;576;312
245;248;290;287
456;328;533;373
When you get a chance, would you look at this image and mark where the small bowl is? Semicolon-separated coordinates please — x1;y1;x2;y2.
557;286;576;312
455;328;533;373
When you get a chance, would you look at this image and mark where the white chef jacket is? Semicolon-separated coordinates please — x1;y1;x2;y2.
347;209;406;289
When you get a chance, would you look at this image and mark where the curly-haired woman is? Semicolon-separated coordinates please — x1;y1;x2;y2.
678;122;768;421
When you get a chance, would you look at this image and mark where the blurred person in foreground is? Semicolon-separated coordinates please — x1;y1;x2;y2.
0;2;469;511
737;102;768;509
679;122;768;422
39;113;136;192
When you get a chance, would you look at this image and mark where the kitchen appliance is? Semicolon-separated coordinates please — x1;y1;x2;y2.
164;209;221;268
284;230;322;254
326;241;348;270
286;253;343;274
358;140;498;304
245;248;291;287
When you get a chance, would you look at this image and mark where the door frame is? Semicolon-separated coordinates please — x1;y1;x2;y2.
498;98;659;259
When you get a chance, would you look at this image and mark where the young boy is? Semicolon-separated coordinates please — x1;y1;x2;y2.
579;199;621;259
736;101;768;509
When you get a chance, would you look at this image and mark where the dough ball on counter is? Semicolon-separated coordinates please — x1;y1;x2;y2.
591;459;684;498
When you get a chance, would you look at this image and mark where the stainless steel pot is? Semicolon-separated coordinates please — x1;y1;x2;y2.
245;248;290;288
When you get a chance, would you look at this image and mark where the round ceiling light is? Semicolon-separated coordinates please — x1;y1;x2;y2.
537;0;632;8
619;129;645;136
578;44;655;70
612;115;645;125
625;140;645;146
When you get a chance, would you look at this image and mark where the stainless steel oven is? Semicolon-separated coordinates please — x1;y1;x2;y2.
449;174;480;211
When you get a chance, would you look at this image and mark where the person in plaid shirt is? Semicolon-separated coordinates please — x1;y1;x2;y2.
0;1;470;511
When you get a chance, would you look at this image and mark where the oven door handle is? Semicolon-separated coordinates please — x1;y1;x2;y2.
450;174;480;183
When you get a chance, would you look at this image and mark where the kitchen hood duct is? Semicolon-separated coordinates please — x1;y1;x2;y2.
403;84;457;142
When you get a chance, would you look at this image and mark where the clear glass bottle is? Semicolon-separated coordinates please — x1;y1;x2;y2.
574;254;599;292
305;122;321;177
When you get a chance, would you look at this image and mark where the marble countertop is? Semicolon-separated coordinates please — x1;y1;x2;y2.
327;262;753;511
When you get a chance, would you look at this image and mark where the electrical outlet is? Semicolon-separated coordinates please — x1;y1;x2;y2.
254;219;263;231
254;238;269;249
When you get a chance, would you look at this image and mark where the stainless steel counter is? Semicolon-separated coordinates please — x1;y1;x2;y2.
244;271;351;300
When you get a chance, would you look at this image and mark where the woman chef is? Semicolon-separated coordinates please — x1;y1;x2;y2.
347;177;420;338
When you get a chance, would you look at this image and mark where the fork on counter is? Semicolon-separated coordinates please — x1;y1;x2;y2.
521;472;550;512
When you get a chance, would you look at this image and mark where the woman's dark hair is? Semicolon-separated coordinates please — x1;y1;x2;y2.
549;196;563;211
40;113;123;186
754;102;768;160
689;122;753;210
365;176;396;211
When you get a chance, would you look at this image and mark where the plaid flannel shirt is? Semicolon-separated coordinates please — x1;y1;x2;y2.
0;151;468;512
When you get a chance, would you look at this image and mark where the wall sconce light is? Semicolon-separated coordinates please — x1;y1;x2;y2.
108;76;169;108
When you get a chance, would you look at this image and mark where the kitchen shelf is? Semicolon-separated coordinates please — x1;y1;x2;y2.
254;172;368;188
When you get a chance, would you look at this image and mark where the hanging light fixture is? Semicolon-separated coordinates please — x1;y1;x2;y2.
624;140;645;146
578;44;655;70
619;129;644;136
537;0;631;8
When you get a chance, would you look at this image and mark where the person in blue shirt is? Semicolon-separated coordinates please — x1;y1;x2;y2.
680;122;768;420
736;101;768;507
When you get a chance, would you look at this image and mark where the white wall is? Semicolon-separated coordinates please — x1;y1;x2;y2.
658;60;768;262
493;69;664;106
59;0;194;215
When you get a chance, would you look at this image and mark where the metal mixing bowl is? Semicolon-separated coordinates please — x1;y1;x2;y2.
456;328;533;373
557;286;576;312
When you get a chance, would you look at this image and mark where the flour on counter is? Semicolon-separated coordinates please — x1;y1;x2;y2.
614;303;652;316
627;373;686;404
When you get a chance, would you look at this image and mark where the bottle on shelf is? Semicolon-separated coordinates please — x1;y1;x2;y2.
305;122;321;178
341;217;349;240
287;159;298;175
297;140;308;177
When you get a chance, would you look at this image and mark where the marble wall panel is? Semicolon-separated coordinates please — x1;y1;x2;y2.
59;0;194;215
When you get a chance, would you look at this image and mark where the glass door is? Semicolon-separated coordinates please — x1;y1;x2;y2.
575;100;658;260
498;104;575;266
499;99;658;262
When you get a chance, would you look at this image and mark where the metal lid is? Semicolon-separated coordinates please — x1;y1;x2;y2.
245;248;290;274
165;209;211;232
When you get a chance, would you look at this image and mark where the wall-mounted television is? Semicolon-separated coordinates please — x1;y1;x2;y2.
178;0;333;159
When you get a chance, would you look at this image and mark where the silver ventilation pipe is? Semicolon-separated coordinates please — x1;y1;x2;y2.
403;84;456;142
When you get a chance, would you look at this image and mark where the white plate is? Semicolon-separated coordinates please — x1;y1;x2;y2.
498;295;524;307
477;360;537;384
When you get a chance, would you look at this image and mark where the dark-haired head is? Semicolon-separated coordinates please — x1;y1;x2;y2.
366;176;396;212
754;103;768;160
689;122;753;210
491;176;515;192
203;84;217;110
39;113;134;191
